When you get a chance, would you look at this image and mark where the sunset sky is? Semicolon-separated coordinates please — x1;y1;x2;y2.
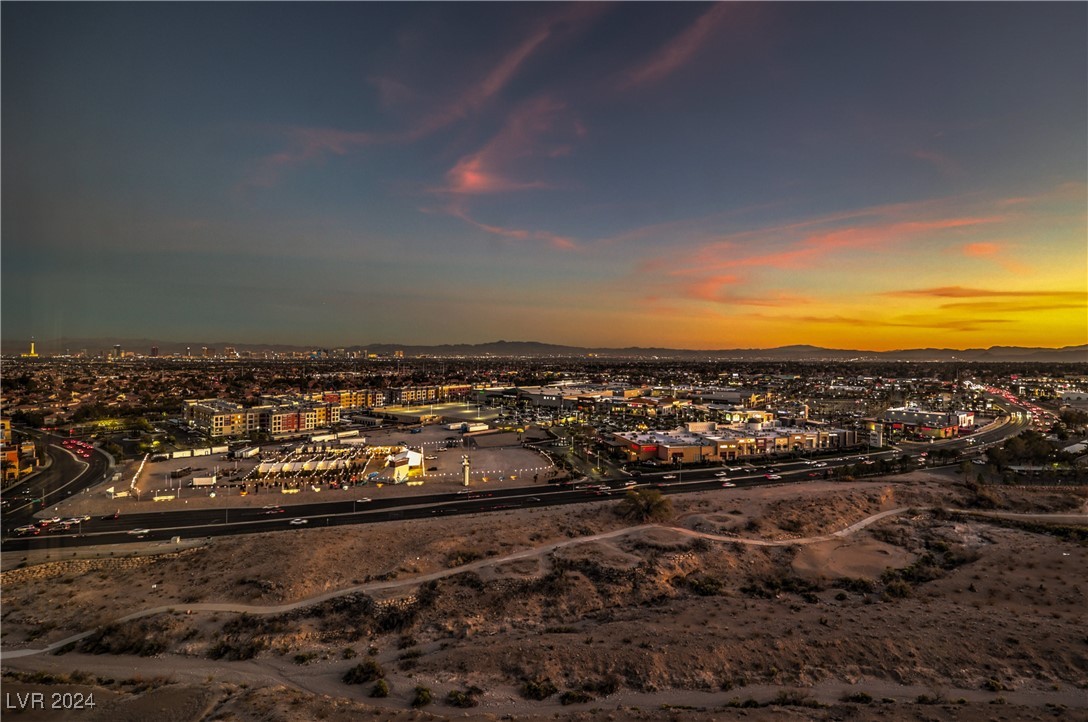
3;2;1086;351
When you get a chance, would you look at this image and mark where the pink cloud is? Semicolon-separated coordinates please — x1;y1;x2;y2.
243;6;603;189
440;96;577;196
449;203;577;251
622;4;731;89
244;127;382;188
686;215;1005;273
962;242;999;257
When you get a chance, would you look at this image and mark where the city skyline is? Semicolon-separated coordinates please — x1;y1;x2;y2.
3;2;1086;351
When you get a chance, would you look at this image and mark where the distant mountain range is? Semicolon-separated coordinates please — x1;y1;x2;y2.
3;337;1086;363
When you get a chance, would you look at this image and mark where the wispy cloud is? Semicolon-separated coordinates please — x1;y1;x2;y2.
882;285;1081;299
435;95;583;250
621;4;731;89
795;313;1012;333
882;287;1087;317
242;6;601;189
440;96;575;195
244;127;382;188
909;149;961;176
448;203;578;251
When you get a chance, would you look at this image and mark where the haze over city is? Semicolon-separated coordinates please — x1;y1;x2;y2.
3;2;1086;350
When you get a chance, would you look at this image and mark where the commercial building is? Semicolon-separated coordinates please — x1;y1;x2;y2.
185;398;341;438
611;421;856;464
880;407;974;438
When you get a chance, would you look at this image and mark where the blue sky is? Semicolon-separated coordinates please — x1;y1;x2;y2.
3;2;1086;350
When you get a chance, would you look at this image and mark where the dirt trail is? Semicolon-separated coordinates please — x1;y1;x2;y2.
2;508;913;660
4;506;1083;662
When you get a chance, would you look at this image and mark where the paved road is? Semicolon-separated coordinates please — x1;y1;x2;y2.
1;432;112;528
0;446;914;551
5;399;1034;552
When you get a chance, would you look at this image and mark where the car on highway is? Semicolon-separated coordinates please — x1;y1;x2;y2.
765;474;782;480
714;471;730;477
356;498;372;503
289;518;309;525
721;481;736;487
623;480;638;487
127;528;150;535
101;511;120;520
662;474;677;480
260;507;286;515
13;525;40;536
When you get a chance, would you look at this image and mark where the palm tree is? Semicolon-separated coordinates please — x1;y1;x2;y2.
617;489;673;523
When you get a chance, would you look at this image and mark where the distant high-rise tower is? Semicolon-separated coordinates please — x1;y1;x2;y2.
150;346;159;357
113;344;122;359
21;338;38;358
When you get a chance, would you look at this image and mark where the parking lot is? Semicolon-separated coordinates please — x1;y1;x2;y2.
118;422;561;508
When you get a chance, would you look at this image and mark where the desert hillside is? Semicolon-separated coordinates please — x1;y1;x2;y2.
2;474;1086;721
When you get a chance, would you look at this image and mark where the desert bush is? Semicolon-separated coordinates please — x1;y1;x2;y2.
369;679;389;697
207;637;268;661
376;602;418;632
446;686;482;708
446;549;484;567
78;622;170;657
559;690;593;705
772;690;822;708
617;489;673;523
521;678;558;700
411;685;433;708
833;577;875;595
841;691;873;704
686;575;724;596
343;659;384;685
581;675;620;696
883;579;912;599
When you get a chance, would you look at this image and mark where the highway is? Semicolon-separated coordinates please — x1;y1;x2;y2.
1;394;1035;553
0;447;922;552
1;432;112;526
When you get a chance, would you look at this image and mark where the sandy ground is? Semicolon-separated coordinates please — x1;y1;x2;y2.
3;473;1087;721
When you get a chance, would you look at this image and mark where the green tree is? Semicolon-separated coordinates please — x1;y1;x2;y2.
617;488;673;523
